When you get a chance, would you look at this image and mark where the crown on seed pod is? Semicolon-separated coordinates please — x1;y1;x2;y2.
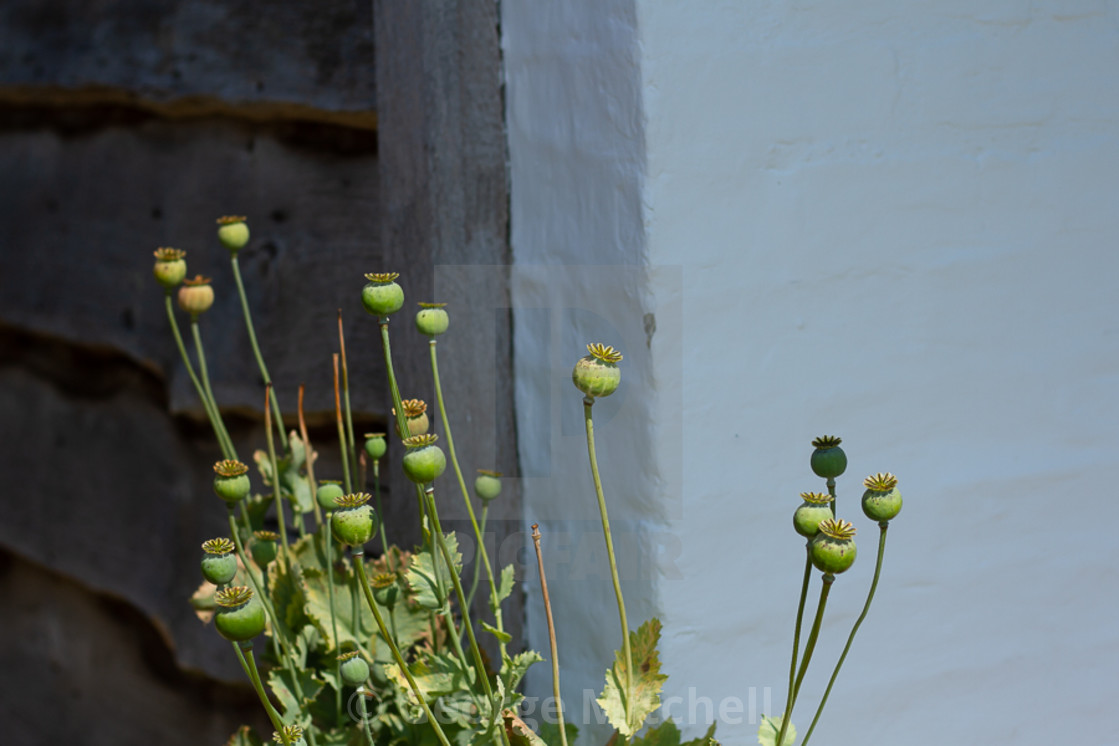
573;343;623;398
402;434;446;484
216;215;250;252
202;538;235;555
153;247;187;289
272;724;305;745
810;435;847;479
361;272;404;317
862;472;902;522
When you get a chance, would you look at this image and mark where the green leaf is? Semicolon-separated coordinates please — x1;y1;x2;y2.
482;620;512;644
496;564;516;605
499;650;543;704
757;714;795;746
252;437;315;515
634;719;716;746
405;532;463;610
385;650;475;705
538;720;579;746
682;722;718;746
596;618;669;739
267;554;309;644
267;666;323;725
224;725;264;746
634;719;681;746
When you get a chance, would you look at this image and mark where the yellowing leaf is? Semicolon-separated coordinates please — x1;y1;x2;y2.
597;618;668;738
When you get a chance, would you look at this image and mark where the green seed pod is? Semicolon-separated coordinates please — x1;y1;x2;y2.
213;586;266;642
153;247;187;290
401;434;447;484
250;530;279;567
216;215;250;253
474;470;503;502
363;433;387;461
200;538;237;585
361;272;405;317
810;435;847;479
317;480;345;514
213;460;251;504
810;519;858;574
861;472;902;522
338;650;371;686
331;493;378;547
178;275;215;316
272;724;306;746
572;343;623;399
415;302;450;336
371;572;399;608
793;492;835;538
393;399;429;437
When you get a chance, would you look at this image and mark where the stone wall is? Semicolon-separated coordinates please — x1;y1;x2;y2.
0;1;516;743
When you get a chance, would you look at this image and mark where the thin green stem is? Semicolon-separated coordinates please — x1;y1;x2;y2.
778;546;813;745
429;340;506;657
298;384;324;530
264;384;291;560
466;504;489;610
231;639;254;681
226;508;295;673
230;253;287;450
827;477;836;519
238;641;285;735
373;461;389;556
323;513;343;723
776;573;835;746
189;318;236;459
583;397;633;713
357;686;377;746
353;549;453;746
164;295;235;459
377;319;409;439
423;487;492;700
802;524;890;746
532;524;569;746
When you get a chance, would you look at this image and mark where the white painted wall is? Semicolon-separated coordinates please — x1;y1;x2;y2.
504;3;1119;745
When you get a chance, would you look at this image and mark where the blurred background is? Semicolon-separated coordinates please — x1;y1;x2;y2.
3;1;1119;745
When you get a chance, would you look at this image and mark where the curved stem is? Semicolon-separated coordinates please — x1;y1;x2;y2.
777;574;835;746
423;488;493;699
264;384;291;561
357;685;377;746
298;385;324;529
532;524;569;746
801;524;890;746
238;641;286;735
226;509;291;663
466;504;489;610
163;295;235;459
230;253;287;450
189;318;237;459
429;340;505;656
378;319;409;439
373;460;389;557
352;549;453;746
323;512;343;722
583;397;633;711
778;546;813;745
